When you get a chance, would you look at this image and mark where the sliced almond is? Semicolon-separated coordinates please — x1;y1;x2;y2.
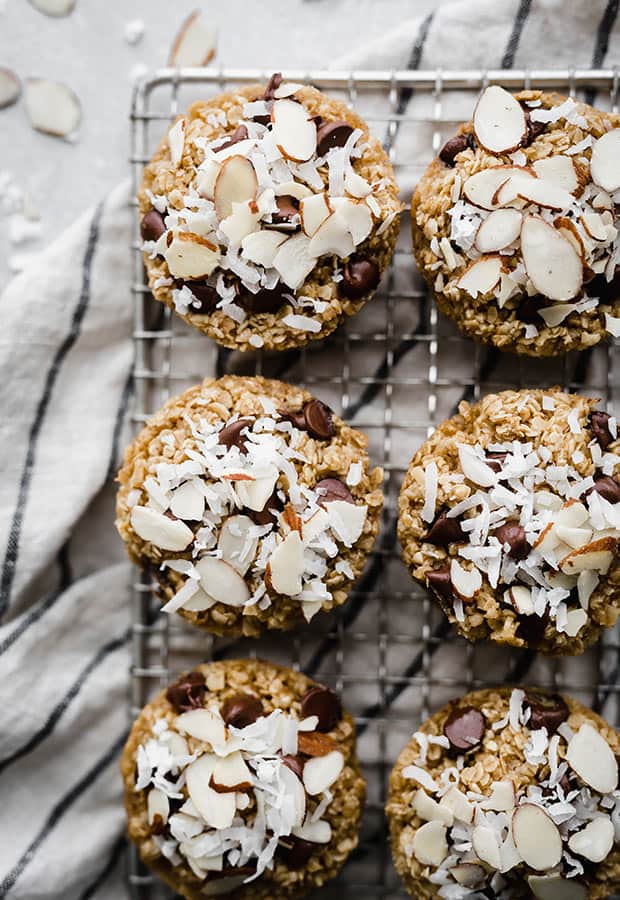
241;230;288;267
292;818;332;843
170;480;205;521
267;531;304;596
24;78;81;138
480;780;515;812
555;525;592;549
471;825;502;869
323;500;367;547
496;174;574;210
130;505;193;551
213;155;258;220
412;789;454;826
412;820;448;867
0;68;21;110
164;231;220;279
186;754;236;829
520;215;582;301
330;197;373;245
451;864;486;887
556;500;589;528
167;118;186;167
473;85;527;155
345;169;371;198
299;193;331;237
219;200;260;247
512;803;562;870
272;232;317;290
303;750;344;795
273;181;313;201
450;559;482;599
566;722;618;794
280;763;306;827
28;0;75;16
559;537;616;575
533;522;561;553
195;556;250;607
532;155;579;193
528;875;588;900
196;159;220;200
554;217;586;262
217;515;258;576
457;255;503;298
458;444;497;487
438;786;474;824
210;751;252;792
505;584;534;615
234;469;279;514
565;607;588;638
169;10;217;67
271;98;317;163
474;208;522;252
175;709;226;745
567;815;615;863
463;166;533;210
307;211;355;258
301;507;330;544
297;731;338;757
591;129;620;193
581;211;608;242
147;787;170;826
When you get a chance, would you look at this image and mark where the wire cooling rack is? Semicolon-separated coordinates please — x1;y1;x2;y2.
128;69;620;899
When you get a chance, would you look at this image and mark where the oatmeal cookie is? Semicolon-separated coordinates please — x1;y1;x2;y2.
116;375;383;636
387;687;620;899
121;658;365;899
139;73;401;351
412;86;620;356
398;388;620;654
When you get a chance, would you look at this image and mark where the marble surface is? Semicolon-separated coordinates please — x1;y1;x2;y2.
0;0;442;287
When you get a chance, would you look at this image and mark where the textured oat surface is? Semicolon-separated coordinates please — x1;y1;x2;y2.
411;90;620;357
398;388;620;654
139;82;401;351
387;687;620;899
116;375;383;636
121;658;365;899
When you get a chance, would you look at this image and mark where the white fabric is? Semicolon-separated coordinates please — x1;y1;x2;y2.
1;3;619;898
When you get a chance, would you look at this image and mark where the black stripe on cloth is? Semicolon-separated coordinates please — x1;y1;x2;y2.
0;201;104;622
0;731;127;896
77;834;126;900
586;0;620;104
104;371;134;482
501;0;533;68
0;629;130;776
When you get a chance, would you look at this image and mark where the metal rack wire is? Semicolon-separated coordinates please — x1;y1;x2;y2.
128;68;620;899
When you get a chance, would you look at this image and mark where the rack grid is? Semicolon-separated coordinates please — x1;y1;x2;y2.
128;68;620;898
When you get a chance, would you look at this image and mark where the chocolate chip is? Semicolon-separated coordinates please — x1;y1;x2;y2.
300;685;342;732
485;451;508;474
589;411;615;449
181;280;218;314
166;671;206;712
341;257;381;300
268;195;300;231
524;110;546;145
280;400;334;440
516;611;548;647
220;693;264;729
494;522;530;560
443;705;486;754
439;133;473;166
263;72;283;101
524;690;569;733
515;294;545;325
426;567;454;615
316;120;354;157
239;285;288;314
150;814;166;836
585;268;620;304
590;475;620;504
218;417;254;453
140;209;166;242
314;477;353;504
280;754;305;779
216;124;249;152
277;836;315;869
426;511;465;547
247;488;282;527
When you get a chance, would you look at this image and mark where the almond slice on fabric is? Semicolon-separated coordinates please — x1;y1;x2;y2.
195;556;250;607
164;232;220;279
520;215;582;301
271;98;317;163
567;816;615;863
214;155;258;220
302;750;344;795
511;803;562;870
590;129;620;193
28;0;75;16
412;820;449;867
532;155;579;194
130;505;194;551
473;85;527;155
463;166;534;210
474;208;522;252
566;722;618;794
272;232;317;290
528;875;587;900
559;537;616;575
169;10;217;67
267;531;304;595
186;754;236;829
457;256;503;298
24;78;81;137
300;192;331;237
0;68;21;110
